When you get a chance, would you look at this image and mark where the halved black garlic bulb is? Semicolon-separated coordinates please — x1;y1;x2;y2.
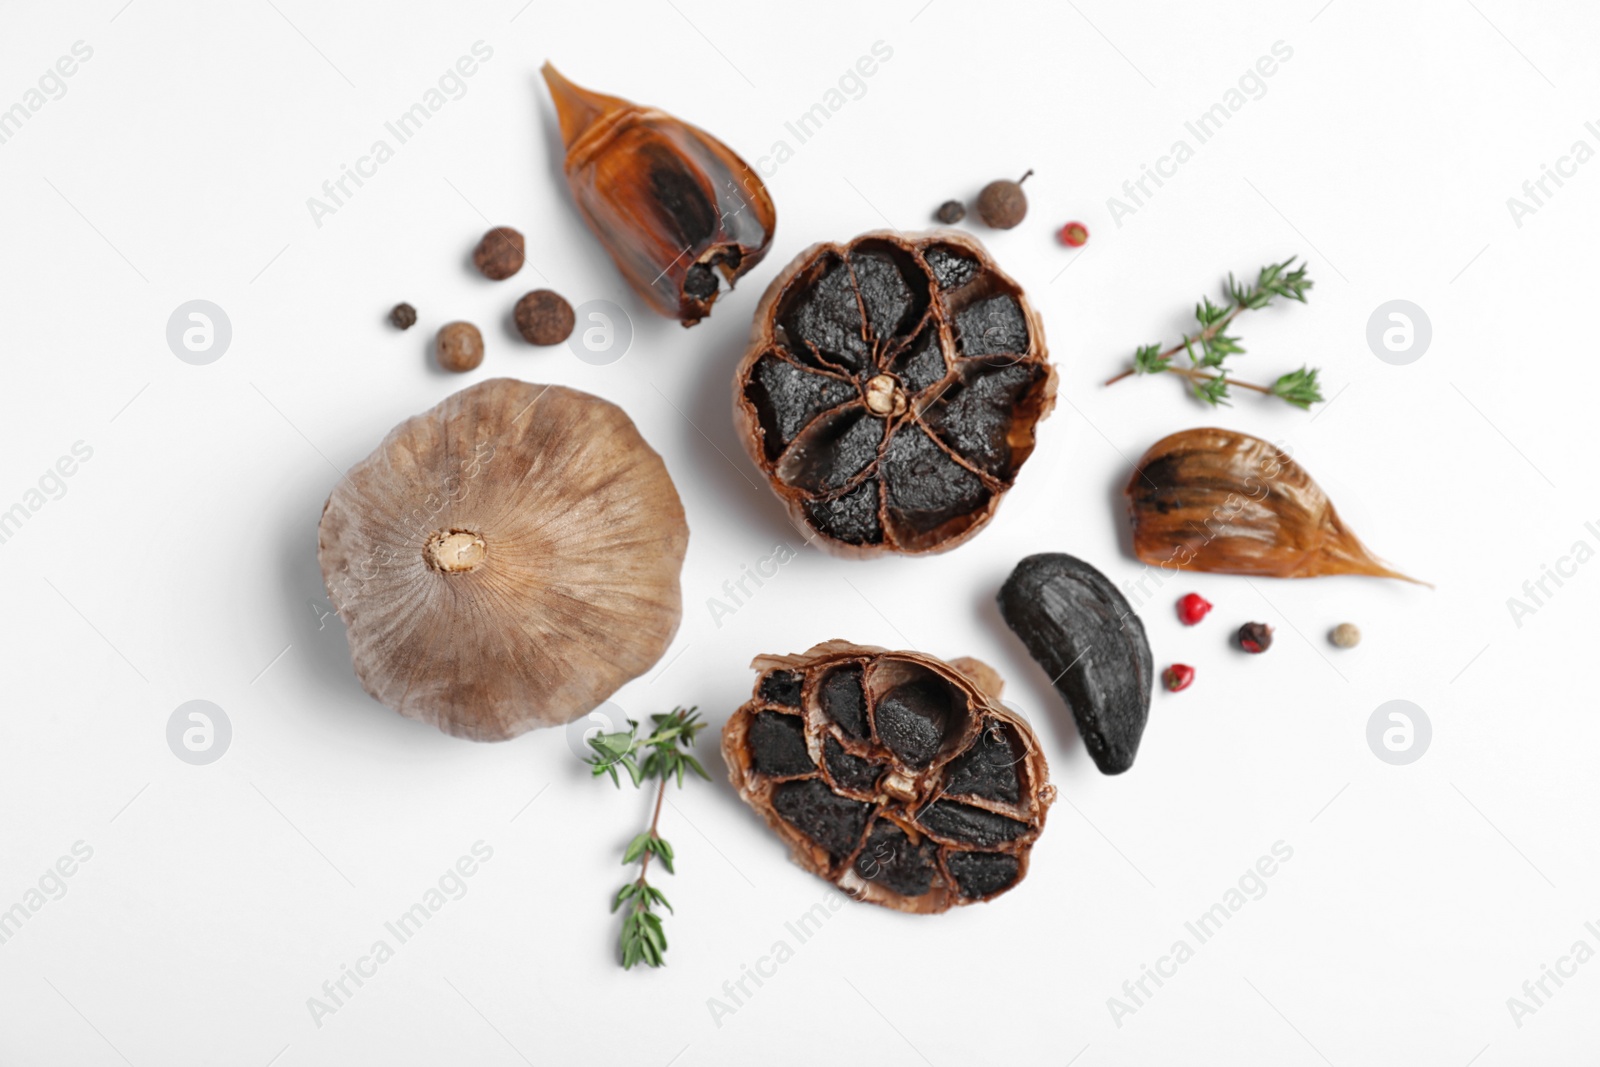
733;230;1055;556
723;640;1055;913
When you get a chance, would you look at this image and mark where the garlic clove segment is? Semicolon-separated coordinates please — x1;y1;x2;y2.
542;62;776;327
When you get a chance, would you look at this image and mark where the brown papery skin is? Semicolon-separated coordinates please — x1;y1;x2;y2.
542;63;775;327
317;379;689;741
1125;427;1422;582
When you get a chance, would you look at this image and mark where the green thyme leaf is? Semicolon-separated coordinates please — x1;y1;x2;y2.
1133;343;1169;375
1195;295;1229;327
1209;333;1245;357
1193;375;1232;406
1271;366;1324;410
622;832;651;865
612;883;639;913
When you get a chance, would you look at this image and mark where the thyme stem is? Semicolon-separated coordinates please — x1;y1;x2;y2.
1167;366;1275;395
1104;257;1323;409
634;774;668;891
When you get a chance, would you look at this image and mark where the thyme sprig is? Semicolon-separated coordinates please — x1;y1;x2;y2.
1107;257;1324;410
587;707;709;969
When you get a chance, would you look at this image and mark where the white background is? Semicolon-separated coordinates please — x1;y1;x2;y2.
1;0;1596;1063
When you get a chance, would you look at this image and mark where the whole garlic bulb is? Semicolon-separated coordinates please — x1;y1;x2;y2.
318;378;689;741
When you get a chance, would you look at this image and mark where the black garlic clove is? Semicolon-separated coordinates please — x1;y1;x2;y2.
997;553;1153;775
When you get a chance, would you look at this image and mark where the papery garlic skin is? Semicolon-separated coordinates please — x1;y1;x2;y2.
1124;427;1421;583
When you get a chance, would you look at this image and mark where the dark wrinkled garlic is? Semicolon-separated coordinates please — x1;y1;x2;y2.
998;554;1154;776
733;230;1055;557
1125;427;1420;582
542;62;776;327
317;379;689;741
724;640;1055;913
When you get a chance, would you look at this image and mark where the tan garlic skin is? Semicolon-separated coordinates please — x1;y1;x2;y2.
1125;427;1420;582
542;63;776;327
318;378;689;741
733;229;1056;558
723;640;1055;914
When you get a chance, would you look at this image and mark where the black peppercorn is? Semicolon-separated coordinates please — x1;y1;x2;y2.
934;199;966;225
389;303;417;330
1237;622;1274;654
976;170;1033;230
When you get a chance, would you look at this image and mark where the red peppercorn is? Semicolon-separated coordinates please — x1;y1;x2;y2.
1057;221;1089;247
1176;592;1212;626
1162;664;1195;692
1238;622;1274;654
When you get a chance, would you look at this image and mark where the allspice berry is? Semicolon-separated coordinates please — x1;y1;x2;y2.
472;226;525;280
514;290;576;346
934;199;965;225
976;170;1033;230
436;321;484;373
389;302;417;330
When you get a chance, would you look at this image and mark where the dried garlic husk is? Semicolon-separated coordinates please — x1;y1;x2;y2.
542;63;776;327
1125;427;1420;582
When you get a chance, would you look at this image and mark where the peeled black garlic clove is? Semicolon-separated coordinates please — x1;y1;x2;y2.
733;230;1056;557
723;640;1055;913
1125;427;1420;582
998;554;1154;776
317;379;689;741
541;63;776;327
